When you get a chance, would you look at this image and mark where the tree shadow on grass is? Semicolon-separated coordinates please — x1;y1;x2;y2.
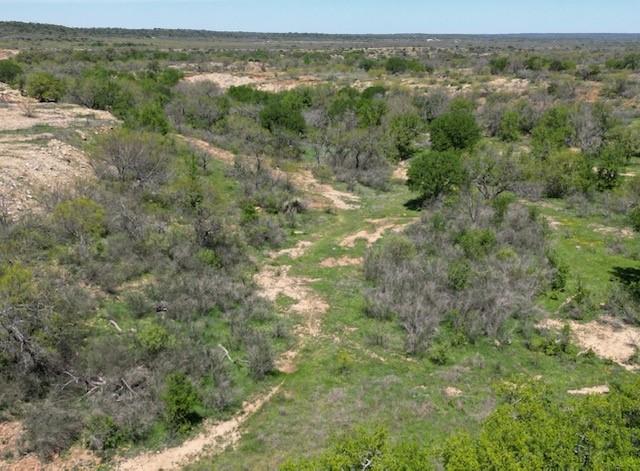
610;266;640;286
404;196;426;211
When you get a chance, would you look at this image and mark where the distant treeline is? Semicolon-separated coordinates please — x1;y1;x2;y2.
1;21;640;45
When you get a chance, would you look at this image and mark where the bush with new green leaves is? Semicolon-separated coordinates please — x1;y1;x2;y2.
0;263;34;304
455;228;497;259
25;71;66;102
629;205;640;232
430;108;481;151
260;95;306;134
0;59;23;85
53;197;106;240
137;321;172;355
594;143;626;191
162;373;203;433
387;112;423;160
385;56;425;74
498;109;521;142
489;56;509;74
532;106;574;159
541;150;592;198
407;150;466;200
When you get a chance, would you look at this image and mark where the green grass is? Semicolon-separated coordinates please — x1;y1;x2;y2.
528;196;640;312
188;176;636;471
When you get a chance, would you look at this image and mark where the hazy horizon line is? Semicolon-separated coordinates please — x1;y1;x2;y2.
2;20;640;36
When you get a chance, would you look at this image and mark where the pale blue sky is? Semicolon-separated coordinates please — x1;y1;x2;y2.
1;0;639;34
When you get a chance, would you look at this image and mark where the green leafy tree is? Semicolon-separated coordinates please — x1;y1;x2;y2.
387;112;422;159
260;96;306;134
408;150;466;200
0;263;34;304
541;150;592;197
0;59;23;85
131;101;171;134
25;72;66;102
489;56;509;74
385;56;409;74
162;373;202;433
532;106;574;159
498;109;521;142
628;206;640;232
357;98;387;127
53;197;106;240
594;143;626;191
430;108;481;151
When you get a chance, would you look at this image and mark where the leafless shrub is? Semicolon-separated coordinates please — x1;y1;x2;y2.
18;100;37;117
166;81;227;131
91;130;172;188
246;332;274;380
364;196;551;353
22;401;83;460
415;88;450;122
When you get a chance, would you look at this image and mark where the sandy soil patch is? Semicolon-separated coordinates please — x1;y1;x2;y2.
320;256;363;268
444;387;463;398
289;170;360;210
540;317;640;369
0;84;115;132
270;240;313;259
255;262;329;374
578;83;604;104
340;218;410;248
589;223;634;239
255;265;328;339
183;71;323;92
0;84;116;218
567;385;610;396
177;135;359;211
0;136;93;218
115;384;282;471
486;77;531;94
0;49;19;61
393;160;409;182
257;75;322;93
183;72;258;89
545;216;564;230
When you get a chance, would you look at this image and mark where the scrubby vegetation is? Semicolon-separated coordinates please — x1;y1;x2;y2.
365;196;551;354
1;21;640;470
283;377;640;470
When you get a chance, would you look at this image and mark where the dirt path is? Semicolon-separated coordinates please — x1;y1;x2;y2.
568;385;609;395
179;135;359;211
340;218;411;248
178;135;236;165
115;384;282;471
116;212;336;468
114;239;326;469
289;170;360;210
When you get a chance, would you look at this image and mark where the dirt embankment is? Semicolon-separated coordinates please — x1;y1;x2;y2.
0;83;117;218
0;49;19;61
0;421;99;471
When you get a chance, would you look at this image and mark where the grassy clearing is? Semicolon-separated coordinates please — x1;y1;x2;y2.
532;196;640;311
189;176;636;470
